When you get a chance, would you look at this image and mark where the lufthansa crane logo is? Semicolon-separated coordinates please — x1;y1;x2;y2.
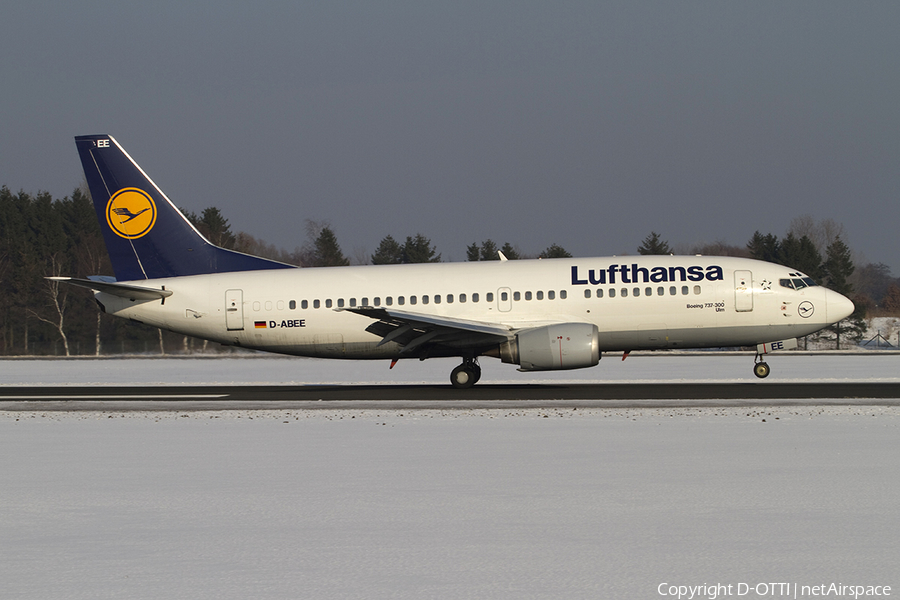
106;188;157;239
798;301;815;318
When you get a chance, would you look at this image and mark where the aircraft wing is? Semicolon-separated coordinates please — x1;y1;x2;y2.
338;306;513;355
47;277;173;301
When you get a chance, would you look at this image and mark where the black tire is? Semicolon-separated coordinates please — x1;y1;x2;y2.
753;362;770;379
450;364;477;389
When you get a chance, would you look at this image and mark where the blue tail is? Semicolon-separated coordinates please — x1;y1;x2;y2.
75;135;294;281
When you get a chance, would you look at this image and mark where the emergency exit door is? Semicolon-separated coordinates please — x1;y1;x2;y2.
734;271;753;312
225;289;244;330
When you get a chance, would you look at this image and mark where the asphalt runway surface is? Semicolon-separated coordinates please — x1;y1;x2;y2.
2;382;900;411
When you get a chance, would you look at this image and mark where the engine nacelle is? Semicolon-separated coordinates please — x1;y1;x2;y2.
499;323;600;371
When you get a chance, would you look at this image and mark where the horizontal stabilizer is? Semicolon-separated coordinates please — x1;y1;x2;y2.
47;277;173;301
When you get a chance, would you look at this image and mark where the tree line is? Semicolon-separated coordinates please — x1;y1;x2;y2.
1;186;895;355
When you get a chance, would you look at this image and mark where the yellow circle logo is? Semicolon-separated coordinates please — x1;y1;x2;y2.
106;188;157;239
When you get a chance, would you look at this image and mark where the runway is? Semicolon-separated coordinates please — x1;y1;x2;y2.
2;381;900;411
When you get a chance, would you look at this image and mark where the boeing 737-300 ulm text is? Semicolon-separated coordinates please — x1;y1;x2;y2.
53;135;855;387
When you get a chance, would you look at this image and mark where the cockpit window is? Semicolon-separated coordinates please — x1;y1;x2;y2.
781;276;818;290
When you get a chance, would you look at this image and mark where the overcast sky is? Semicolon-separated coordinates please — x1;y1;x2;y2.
2;2;898;271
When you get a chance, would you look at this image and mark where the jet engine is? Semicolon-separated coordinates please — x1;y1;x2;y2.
497;323;600;371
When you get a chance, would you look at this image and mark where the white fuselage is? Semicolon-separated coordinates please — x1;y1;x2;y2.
94;255;851;360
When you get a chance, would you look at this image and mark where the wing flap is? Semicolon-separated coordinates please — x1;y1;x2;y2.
338;306;513;355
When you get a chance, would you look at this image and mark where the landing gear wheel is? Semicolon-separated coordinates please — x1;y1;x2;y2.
450;364;477;389
753;362;770;379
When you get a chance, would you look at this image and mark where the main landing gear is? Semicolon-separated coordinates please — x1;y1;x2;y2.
450;358;481;389
753;355;770;379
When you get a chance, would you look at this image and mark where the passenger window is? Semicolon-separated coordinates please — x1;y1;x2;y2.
337;298;344;308
473;293;479;302
560;290;567;299
595;289;603;298
513;291;521;301
584;289;591;299
548;291;555;300
669;286;676;295
645;287;652;296
693;285;701;295
681;286;689;295
633;288;640;297
447;294;453;304
398;296;405;305
486;292;494;302
501;292;508;301
422;295;429;305
314;299;321;309
350;298;357;308
434;295;441;304
609;289;616;298
459;293;466;303
411;296;418;305
301;300;308;309
537;291;544;300
325;299;333;308
657;287;664;296
374;297;381;306
386;297;392;306
621;288;628;297
361;297;368;306
289;300;296;310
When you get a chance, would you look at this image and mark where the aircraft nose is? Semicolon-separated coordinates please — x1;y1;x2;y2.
826;290;855;323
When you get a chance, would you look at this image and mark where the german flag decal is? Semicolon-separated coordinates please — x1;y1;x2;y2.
254;321;267;329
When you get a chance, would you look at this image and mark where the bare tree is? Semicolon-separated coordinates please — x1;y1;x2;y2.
28;255;70;356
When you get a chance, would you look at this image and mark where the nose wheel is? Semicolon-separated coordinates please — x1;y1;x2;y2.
450;359;481;389
753;357;770;379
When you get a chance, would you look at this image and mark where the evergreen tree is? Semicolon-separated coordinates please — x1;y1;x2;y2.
199;207;236;249
637;231;671;255
539;243;572;259
371;235;403;264
467;239;518;260
822;236;865;347
747;231;780;263
499;242;520;260
823;236;854;295
478;239;499;261
466;242;481;262
779;233;823;280
401;234;441;263
309;226;349;267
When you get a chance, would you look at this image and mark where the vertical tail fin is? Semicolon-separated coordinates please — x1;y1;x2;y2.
75;135;293;281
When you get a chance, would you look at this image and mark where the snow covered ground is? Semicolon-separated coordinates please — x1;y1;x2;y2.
2;354;899;599
2;351;900;386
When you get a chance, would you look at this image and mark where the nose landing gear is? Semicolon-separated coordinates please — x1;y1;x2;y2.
753;356;770;379
450;358;481;389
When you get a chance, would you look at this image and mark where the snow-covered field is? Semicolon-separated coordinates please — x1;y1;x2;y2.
2;354;899;599
2;351;900;386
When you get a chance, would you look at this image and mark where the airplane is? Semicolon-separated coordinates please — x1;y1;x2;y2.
54;134;855;388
